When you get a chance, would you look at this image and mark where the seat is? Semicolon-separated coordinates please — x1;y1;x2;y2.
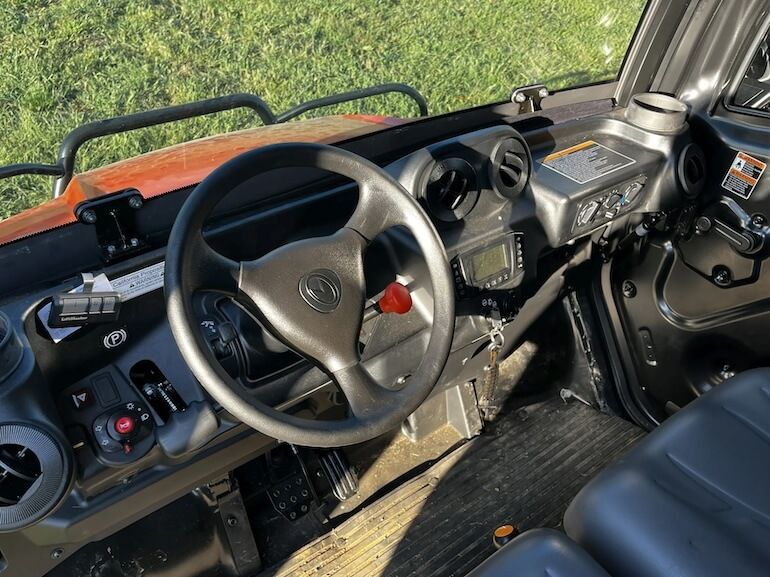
465;529;611;577
564;368;770;577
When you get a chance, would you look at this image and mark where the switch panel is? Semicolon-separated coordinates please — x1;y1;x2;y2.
92;401;155;465
572;175;647;234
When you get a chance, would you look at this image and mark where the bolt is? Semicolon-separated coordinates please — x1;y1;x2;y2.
128;196;143;210
720;364;736;380
752;214;766;226
513;92;526;103
538;87;549;98
713;266;732;287
695;216;712;234
129;238;139;247
81;209;97;224
51;548;64;560
289;512;297;520
621;280;637;298
106;245;116;255
226;515;238;527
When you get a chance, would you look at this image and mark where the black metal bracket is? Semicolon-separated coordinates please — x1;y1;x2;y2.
74;188;146;261
510;84;549;114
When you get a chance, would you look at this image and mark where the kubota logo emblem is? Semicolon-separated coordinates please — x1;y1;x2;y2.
299;269;342;313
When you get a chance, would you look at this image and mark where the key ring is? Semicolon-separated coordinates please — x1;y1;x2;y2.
488;329;505;352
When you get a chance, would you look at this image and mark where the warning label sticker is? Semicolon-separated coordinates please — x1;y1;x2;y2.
542;140;636;185
110;261;165;301
721;151;766;199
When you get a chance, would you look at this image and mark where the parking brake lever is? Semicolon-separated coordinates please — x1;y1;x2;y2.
698;197;769;256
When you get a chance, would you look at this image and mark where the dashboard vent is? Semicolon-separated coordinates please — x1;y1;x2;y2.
424;158;479;222
0;424;70;532
490;138;530;199
0;444;41;506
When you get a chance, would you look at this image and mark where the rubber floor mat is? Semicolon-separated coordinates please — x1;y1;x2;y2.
259;398;644;577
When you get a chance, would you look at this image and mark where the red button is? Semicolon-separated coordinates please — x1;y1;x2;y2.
114;416;135;435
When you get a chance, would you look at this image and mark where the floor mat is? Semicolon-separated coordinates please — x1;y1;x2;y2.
259;398;644;577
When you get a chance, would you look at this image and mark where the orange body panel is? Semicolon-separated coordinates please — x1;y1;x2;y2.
0;115;404;246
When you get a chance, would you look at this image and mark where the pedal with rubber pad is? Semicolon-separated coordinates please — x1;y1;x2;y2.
318;449;359;501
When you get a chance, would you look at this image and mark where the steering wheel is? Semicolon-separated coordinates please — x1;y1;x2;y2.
165;143;454;448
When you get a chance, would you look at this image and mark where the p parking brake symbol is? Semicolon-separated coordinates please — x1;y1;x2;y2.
103;329;128;349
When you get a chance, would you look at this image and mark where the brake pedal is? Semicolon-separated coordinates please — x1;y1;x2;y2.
318;449;359;501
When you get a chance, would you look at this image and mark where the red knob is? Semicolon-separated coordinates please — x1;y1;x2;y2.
114;416;135;435
378;282;412;315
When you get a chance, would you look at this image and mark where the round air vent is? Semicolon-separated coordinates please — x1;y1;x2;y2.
0;424;71;532
678;143;707;200
424;158;479;222
490;137;531;199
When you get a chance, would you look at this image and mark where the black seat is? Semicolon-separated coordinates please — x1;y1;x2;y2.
466;529;611;577
564;368;770;577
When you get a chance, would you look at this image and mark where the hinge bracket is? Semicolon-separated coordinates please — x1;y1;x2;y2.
74;188;146;261
510;84;549;114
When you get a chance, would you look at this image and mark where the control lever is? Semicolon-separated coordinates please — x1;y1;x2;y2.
363;281;413;322
698;197;770;256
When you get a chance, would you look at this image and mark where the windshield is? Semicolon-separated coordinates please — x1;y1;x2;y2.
0;1;647;220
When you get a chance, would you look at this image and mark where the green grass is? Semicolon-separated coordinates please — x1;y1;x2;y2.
0;0;645;219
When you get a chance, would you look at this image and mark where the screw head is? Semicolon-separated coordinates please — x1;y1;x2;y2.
106;245;116;255
621;280;637;298
752;213;766;226
713;266;732;287
51;548;64;560
226;515;238;527
128;196;143;209
81;209;97;224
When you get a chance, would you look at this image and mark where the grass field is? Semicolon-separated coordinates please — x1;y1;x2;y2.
0;0;645;219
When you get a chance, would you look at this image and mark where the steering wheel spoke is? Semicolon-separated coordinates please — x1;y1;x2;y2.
345;180;403;242
333;362;394;420
189;234;241;296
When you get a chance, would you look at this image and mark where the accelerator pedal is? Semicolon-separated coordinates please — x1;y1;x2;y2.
318;449;359;501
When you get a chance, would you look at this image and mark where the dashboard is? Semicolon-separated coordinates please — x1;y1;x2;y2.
0;103;701;576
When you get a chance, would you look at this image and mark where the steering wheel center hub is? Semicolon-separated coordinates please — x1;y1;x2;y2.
299;269;342;312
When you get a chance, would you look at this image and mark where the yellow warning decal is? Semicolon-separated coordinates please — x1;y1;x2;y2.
543;140;597;162
541;140;636;185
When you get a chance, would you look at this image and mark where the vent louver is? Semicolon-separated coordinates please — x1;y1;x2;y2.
490;137;530;199
0;444;41;506
424;158;479;222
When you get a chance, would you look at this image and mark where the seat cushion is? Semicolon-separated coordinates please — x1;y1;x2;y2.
465;529;610;577
564;368;770;577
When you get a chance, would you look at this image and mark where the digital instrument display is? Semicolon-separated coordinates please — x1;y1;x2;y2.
471;244;508;281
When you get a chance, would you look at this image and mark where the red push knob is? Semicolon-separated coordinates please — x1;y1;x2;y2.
378;282;412;315
114;416;135;435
